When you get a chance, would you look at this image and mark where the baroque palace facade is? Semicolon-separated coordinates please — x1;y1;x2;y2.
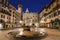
0;0;22;29
23;8;38;26
39;0;60;29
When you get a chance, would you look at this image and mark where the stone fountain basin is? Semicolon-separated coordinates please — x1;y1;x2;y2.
8;30;46;39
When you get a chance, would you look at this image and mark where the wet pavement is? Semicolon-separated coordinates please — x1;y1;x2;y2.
0;28;60;40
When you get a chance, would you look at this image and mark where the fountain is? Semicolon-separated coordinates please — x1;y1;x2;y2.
8;21;46;39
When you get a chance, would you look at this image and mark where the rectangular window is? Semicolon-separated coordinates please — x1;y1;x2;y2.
54;12;57;17
1;15;2;18
1;15;5;18
58;11;60;15
49;15;51;18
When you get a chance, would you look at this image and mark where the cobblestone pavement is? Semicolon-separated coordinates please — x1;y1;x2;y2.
0;28;60;40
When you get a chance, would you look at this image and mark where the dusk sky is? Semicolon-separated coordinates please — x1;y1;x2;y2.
8;0;52;13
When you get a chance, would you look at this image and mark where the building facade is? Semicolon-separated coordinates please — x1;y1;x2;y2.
23;8;38;26
0;0;22;29
0;0;11;29
39;0;60;28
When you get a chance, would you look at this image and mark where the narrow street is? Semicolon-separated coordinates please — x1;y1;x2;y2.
0;28;60;40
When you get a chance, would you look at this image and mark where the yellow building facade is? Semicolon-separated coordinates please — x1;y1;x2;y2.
39;0;60;28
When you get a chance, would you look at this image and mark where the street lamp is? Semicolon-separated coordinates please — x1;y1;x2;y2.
19;20;23;24
40;20;45;23
19;20;24;27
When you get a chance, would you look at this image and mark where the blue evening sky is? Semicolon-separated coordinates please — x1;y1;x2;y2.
8;0;52;13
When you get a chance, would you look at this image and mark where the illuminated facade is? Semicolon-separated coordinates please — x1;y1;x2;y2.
23;8;38;25
39;0;60;28
0;0;11;29
0;0;22;29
